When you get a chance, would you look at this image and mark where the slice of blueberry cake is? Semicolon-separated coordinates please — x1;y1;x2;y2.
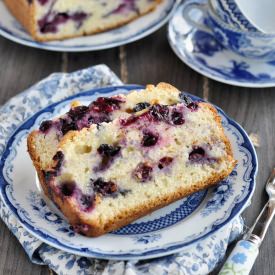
28;83;184;191
31;84;236;237
4;0;161;41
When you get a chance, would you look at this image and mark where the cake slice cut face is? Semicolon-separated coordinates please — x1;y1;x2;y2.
4;0;160;41
42;93;236;237
27;83;183;187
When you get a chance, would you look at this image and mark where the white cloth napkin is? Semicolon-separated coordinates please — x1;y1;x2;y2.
0;65;243;275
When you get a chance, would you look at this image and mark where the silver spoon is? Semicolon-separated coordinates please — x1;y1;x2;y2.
219;168;275;275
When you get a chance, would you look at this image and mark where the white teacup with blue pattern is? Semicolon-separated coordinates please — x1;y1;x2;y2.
209;0;259;32
183;0;275;61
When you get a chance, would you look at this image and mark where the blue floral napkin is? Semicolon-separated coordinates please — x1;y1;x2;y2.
0;65;243;275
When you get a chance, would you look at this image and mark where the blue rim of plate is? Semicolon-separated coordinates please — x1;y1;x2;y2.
0;1;176;52
0;85;258;259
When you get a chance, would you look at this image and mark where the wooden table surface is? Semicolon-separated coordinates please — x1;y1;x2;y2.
0;27;274;275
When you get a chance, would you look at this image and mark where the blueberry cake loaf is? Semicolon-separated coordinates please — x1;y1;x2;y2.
4;0;161;41
28;83;236;237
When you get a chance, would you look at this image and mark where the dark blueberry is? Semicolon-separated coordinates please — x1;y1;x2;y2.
60;181;76;196
133;163;153;182
60;118;77;135
71;12;88;22
187;102;199;111
179;92;199;111
53;151;64;170
97;144;121;157
53;151;64;161
55;13;69;24
92;178;118;196
68;106;89;120
38;0;48;5
142;131;159;147
171;110;185;125
121;105;169;127
79;194;94;211
189;146;205;162
96;144;121;171
90;97;123;113
88;114;111;125
158;157;173;169
179;92;192;105
133;102;150;112
149;105;169;122
39;120;53;133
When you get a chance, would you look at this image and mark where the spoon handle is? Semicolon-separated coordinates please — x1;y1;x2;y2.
219;240;259;275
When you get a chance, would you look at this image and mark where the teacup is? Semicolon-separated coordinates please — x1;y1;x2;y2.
236;0;275;34
210;0;258;32
183;0;275;61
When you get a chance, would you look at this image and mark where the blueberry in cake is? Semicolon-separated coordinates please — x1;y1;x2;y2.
27;83;236;236
4;0;161;41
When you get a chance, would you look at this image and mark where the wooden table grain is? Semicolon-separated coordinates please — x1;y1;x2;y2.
0;27;274;275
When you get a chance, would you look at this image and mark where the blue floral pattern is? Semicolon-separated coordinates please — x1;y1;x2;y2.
168;1;275;87
231;252;247;264
132;234;161;244
219;240;259;274
218;0;259;32
201;170;236;216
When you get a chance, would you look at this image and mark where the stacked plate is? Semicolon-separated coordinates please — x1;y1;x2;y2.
0;84;257;260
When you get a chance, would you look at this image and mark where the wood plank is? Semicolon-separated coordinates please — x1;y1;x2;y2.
0;37;61;105
0;36;61;275
0;219;49;275
125;27;204;97
207;80;275;275
67;48;121;77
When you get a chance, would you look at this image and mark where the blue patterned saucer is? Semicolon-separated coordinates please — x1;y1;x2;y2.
0;85;257;260
168;1;275;87
0;0;176;52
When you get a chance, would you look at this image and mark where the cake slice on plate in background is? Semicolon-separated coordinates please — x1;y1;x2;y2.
4;0;161;41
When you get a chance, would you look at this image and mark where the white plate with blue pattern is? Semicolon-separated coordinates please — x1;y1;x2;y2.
168;1;275;88
0;85;257;260
0;0;176;52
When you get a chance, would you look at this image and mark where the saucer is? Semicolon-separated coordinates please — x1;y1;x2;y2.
168;1;275;88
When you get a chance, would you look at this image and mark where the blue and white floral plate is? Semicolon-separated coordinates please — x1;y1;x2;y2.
168;1;275;87
0;0;176;52
0;85;257;260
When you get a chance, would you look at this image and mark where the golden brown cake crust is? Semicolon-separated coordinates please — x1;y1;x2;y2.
27;83;237;237
4;0;36;38
4;0;162;42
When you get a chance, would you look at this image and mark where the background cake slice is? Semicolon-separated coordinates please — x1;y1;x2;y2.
4;0;161;41
34;85;236;237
